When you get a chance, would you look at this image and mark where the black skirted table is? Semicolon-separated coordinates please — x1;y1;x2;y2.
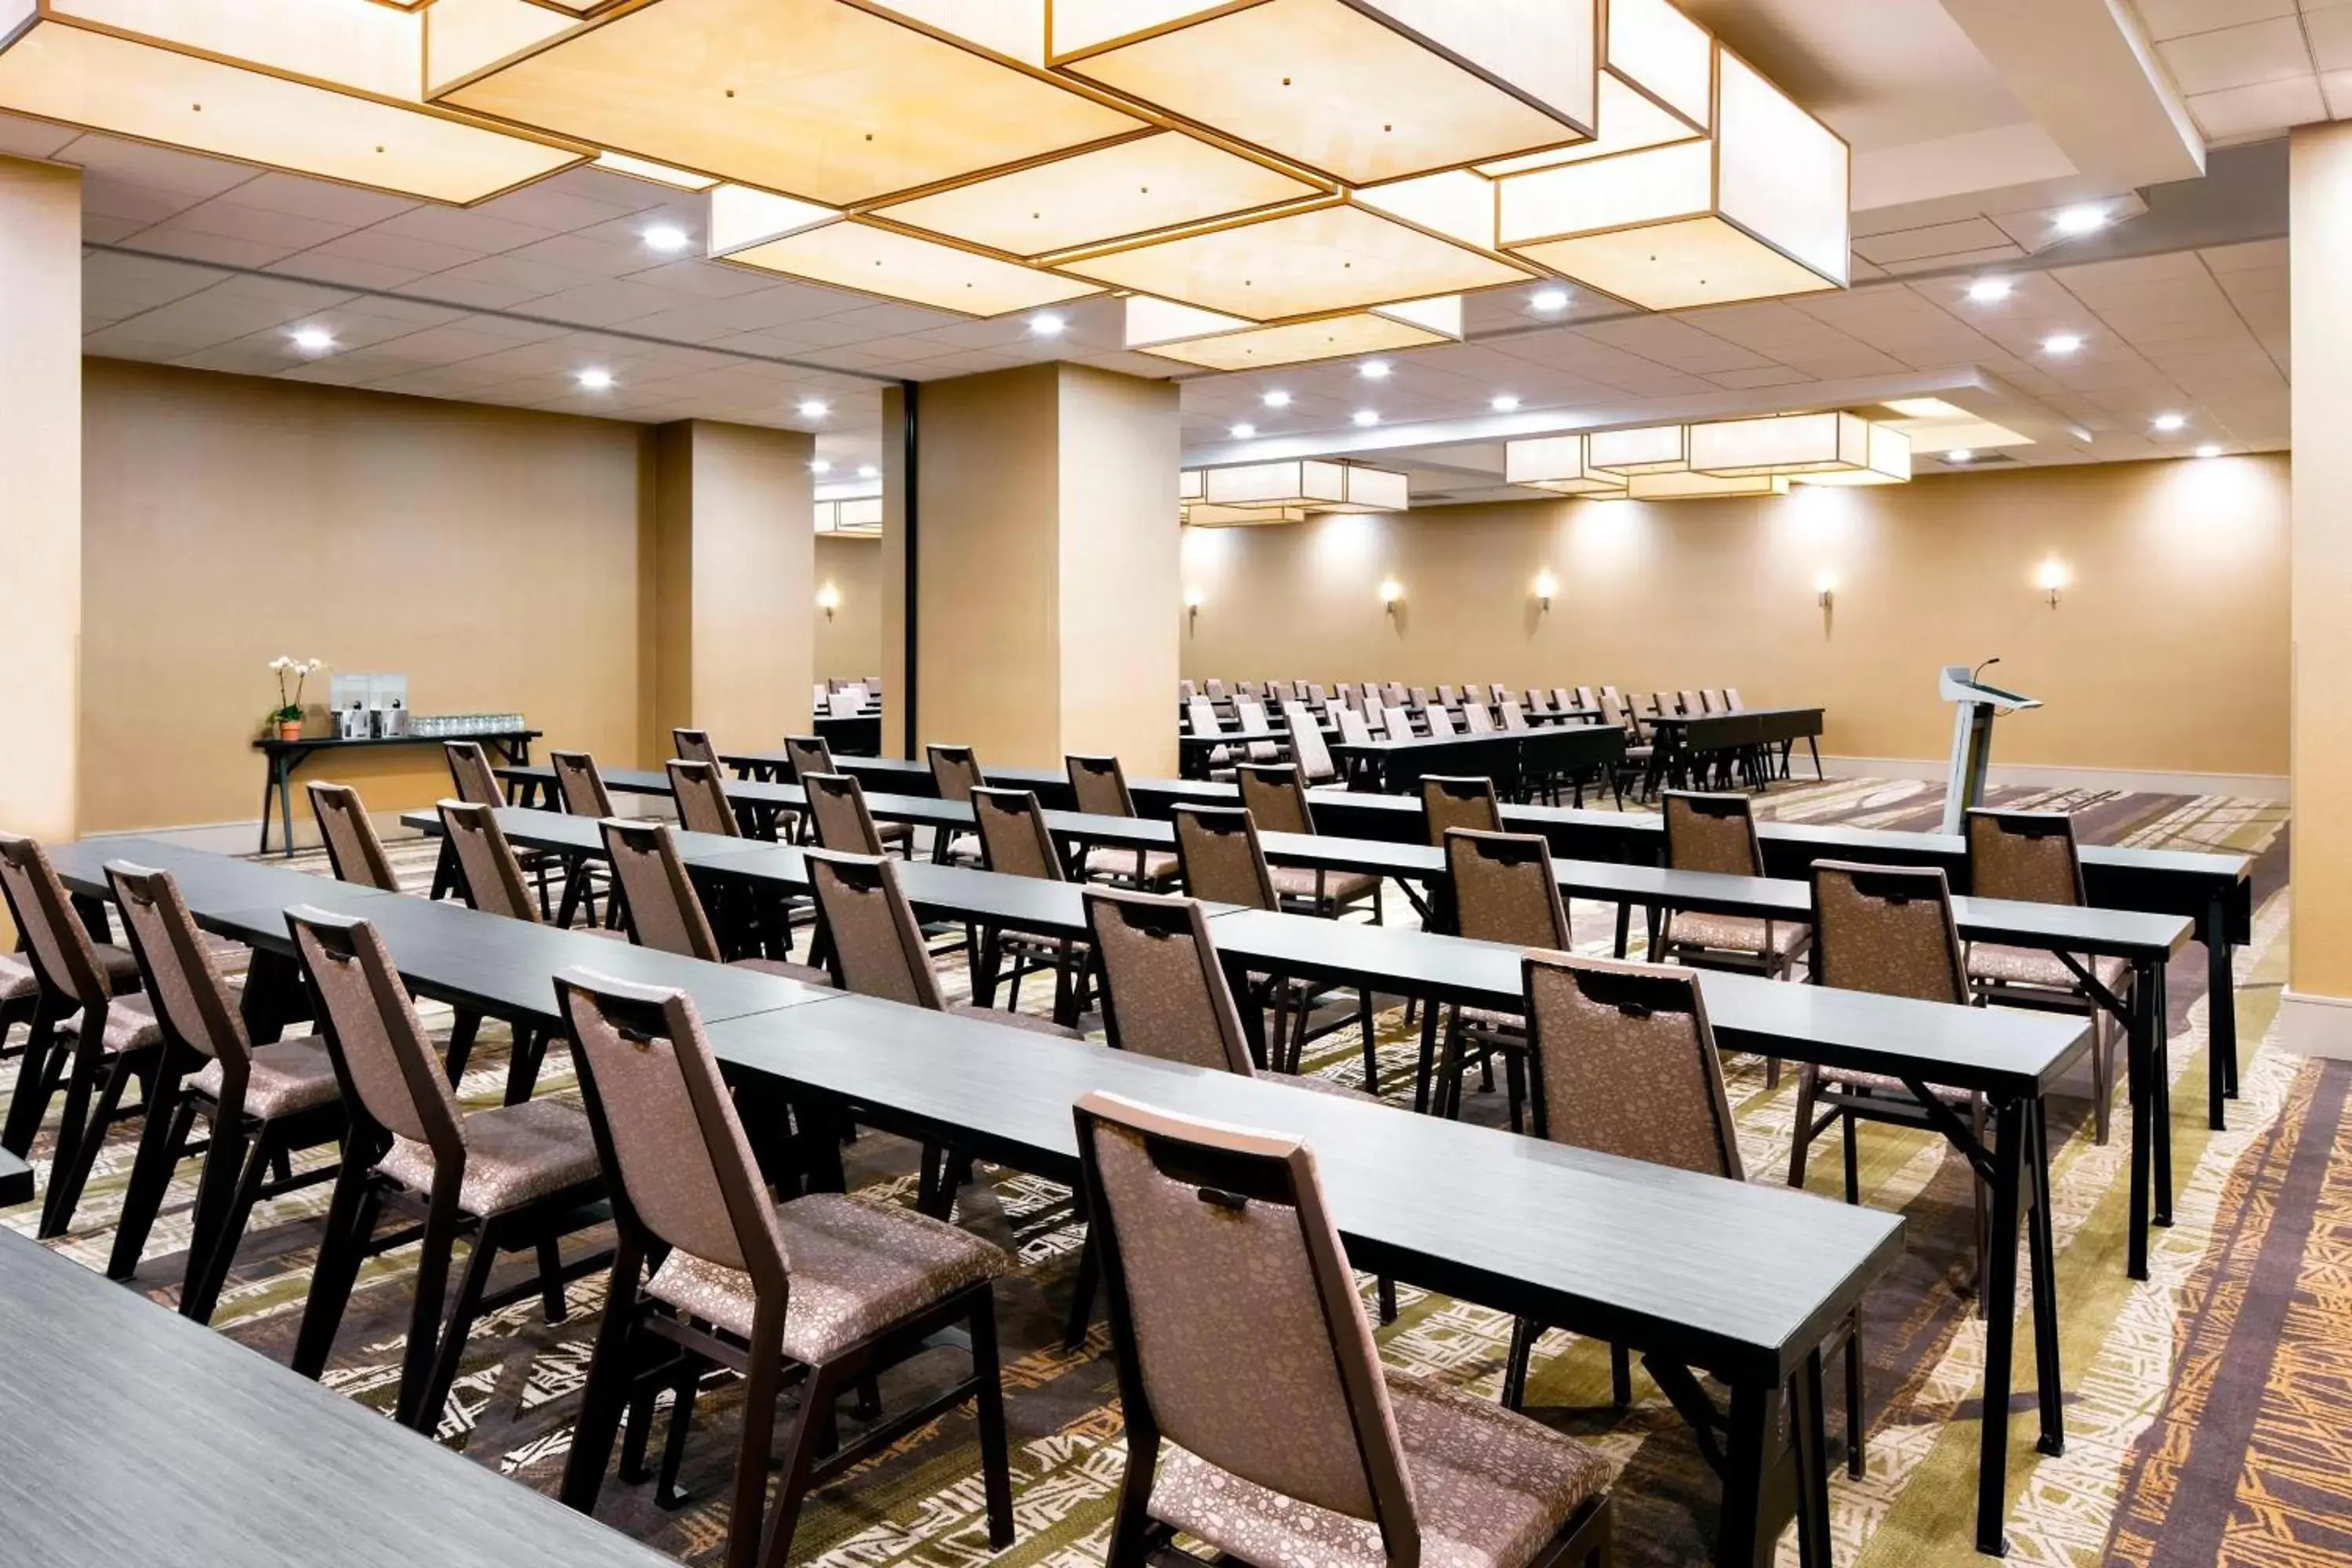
252;728;539;857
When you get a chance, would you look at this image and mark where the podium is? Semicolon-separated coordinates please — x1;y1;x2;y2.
1938;664;2040;833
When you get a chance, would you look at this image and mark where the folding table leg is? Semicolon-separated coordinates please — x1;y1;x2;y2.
1973;1097;2026;1556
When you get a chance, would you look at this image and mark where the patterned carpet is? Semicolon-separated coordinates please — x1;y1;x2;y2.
0;775;2323;1568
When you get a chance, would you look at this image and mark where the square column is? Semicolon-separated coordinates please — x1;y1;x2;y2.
881;363;1181;773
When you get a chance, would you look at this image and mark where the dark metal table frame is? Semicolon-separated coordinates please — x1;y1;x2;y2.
252;729;540;857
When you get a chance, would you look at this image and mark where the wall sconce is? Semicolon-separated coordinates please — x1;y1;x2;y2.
2035;557;2069;607
1813;570;1836;610
1379;576;1404;614
1185;586;1203;627
1532;569;1557;611
817;582;840;621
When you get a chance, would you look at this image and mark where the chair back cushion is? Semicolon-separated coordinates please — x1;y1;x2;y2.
805;851;943;1009
107;861;250;1066
444;742;504;808
783;735;834;782
599;819;721;960
670;729;720;769
437;799;539;922
1523;953;1740;1178
308;782;401;891
1282;702;1337;782
803;772;885;855
1068;755;1135;818
289;906;462;1152
1421;775;1501;846
667;760;742;839
1171;806;1276;911
1237;764;1313;836
1965;810;2084;906
1083;889;1255;1074
550;750;618;818
1662;790;1762;877
971;788;1064;881
1446;829;1570;949
1810;860;1968;1004
927;744;985;804
0;832;107;1008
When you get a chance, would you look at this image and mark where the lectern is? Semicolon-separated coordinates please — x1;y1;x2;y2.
1939;663;2041;833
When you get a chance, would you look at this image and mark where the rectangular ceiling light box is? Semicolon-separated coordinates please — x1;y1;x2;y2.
1504;434;1628;495
0;5;584;203
435;0;1146;207
1586;423;1689;474
1063;198;1526;321
1138;310;1450;370
1048;0;1599;185
720;216;1104;316
1496;45;1849;310
1624;469;1788;500
1688;412;1906;479
1200;458;1406;513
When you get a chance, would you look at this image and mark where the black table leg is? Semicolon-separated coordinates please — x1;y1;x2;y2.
2126;956;2155;1281
1975;1095;2026;1556
1715;1375;1779;1568
1613;902;1632;960
277;753;296;858
1807;736;1824;780
2205;896;2237;1124
2026;1097;2064;1458
2152;960;2174;1229
1791;1348;1831;1568
239;947;305;1045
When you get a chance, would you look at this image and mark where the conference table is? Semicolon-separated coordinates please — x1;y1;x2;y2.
736;753;2250;1142
487;766;2189;1282
402;801;2085;1555
43;836;1907;1567
0;1147;30;1208
1645;707;1828;790
0;1227;677;1568
1328;723;1628;799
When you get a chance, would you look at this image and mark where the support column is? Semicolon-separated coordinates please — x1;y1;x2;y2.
880;363;1180;773
2286;125;2352;1054
644;419;815;762
0;155;82;929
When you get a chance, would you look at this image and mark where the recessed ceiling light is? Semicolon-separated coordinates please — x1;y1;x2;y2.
2053;204;2108;235
810;459;833;474
1359;359;1392;379
858;464;878;480
1490;394;1521;412
1262;389;1292;408
1352;409;1381;427
2194;444;2221;459
2042;334;2083;356
2151;412;2187;433
2070;426;2094;443
1229;422;1256;439
289;326;335;352
1946;448;1975;463
576;368;615;390
642;223;691;253
1966;278;2012;303
1530;287;1570;312
1030;312;1066;336
798;398;830;419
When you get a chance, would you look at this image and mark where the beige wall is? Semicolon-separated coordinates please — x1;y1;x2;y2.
814;535;882;681
80;367;816;840
1182;455;2290;780
1;157;83;865
2291;125;2352;1003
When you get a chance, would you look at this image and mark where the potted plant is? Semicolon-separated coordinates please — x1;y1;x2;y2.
268;656;321;742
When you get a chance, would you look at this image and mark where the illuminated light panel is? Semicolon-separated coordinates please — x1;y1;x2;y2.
1199;458;1407;514
815;495;884;535
1624;469;1788;500
0;17;585;204
1476;0;1710;173
1352;168;1499;252
1135;310;1447;371
1185;502;1312;527
1125;295;1257;350
719;217;1104;317
873;129;1323;259
593;150;720;189
1883;397;1967;419
1497;47;1849;310
423;0;579;95
1370;293;1462;339
1060;199;1528;321
1504;434;1628;496
1586;423;1689;475
1180;468;1205;502
708;183;842;254
1477;74;1703;174
1687;412;1908;482
435;0;1146;208
1049;0;1599;185
860;0;1049;65
52;0;423;99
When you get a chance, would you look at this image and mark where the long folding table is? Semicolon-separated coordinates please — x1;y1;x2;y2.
44;836;1904;1568
402;804;2084;1556
0;1227;681;1568
1646;706;1828;789
1327;724;1628;798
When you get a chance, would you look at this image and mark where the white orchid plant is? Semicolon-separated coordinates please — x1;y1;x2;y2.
268;655;323;725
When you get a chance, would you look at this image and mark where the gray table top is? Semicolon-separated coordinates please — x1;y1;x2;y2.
0;1229;675;1568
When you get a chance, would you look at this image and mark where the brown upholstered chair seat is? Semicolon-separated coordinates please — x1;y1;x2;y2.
949;1001;1083;1038
1150;1367;1610;1568
1084;846;1181;884
94;942;143;987
1968;946;2128;993
1456;1004;1527;1033
190;1038;341;1118
1270;865;1381;904
0;953;33;1002
376;1098;601;1216
645;1192;1007;1363
1273;1069;1381;1102
56;990;162;1051
1813;1065;1977;1105
728;956;834;986
876;820;913;848
1669;912;1809;957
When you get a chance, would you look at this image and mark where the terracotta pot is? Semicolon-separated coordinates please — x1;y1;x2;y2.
277;720;303;742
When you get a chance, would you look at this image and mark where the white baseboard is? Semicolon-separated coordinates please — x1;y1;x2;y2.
2279;989;2352;1060
1819;755;2288;802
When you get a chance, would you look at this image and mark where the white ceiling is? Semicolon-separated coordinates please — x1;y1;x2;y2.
0;0;2300;490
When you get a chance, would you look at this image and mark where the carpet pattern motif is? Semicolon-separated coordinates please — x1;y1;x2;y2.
0;778;2321;1568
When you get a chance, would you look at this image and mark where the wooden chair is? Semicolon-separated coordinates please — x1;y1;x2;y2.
1074;1091;1613;1568
597;818;830;985
784;735;910;851
288;906;608;1438
103;862;344;1315
1067;754;1181;889
1432;828;1573;1130
924;742;985;866
307;781;401;891
1508;951;1866;1475
1236;763;1381;922
968;787;1092;1025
